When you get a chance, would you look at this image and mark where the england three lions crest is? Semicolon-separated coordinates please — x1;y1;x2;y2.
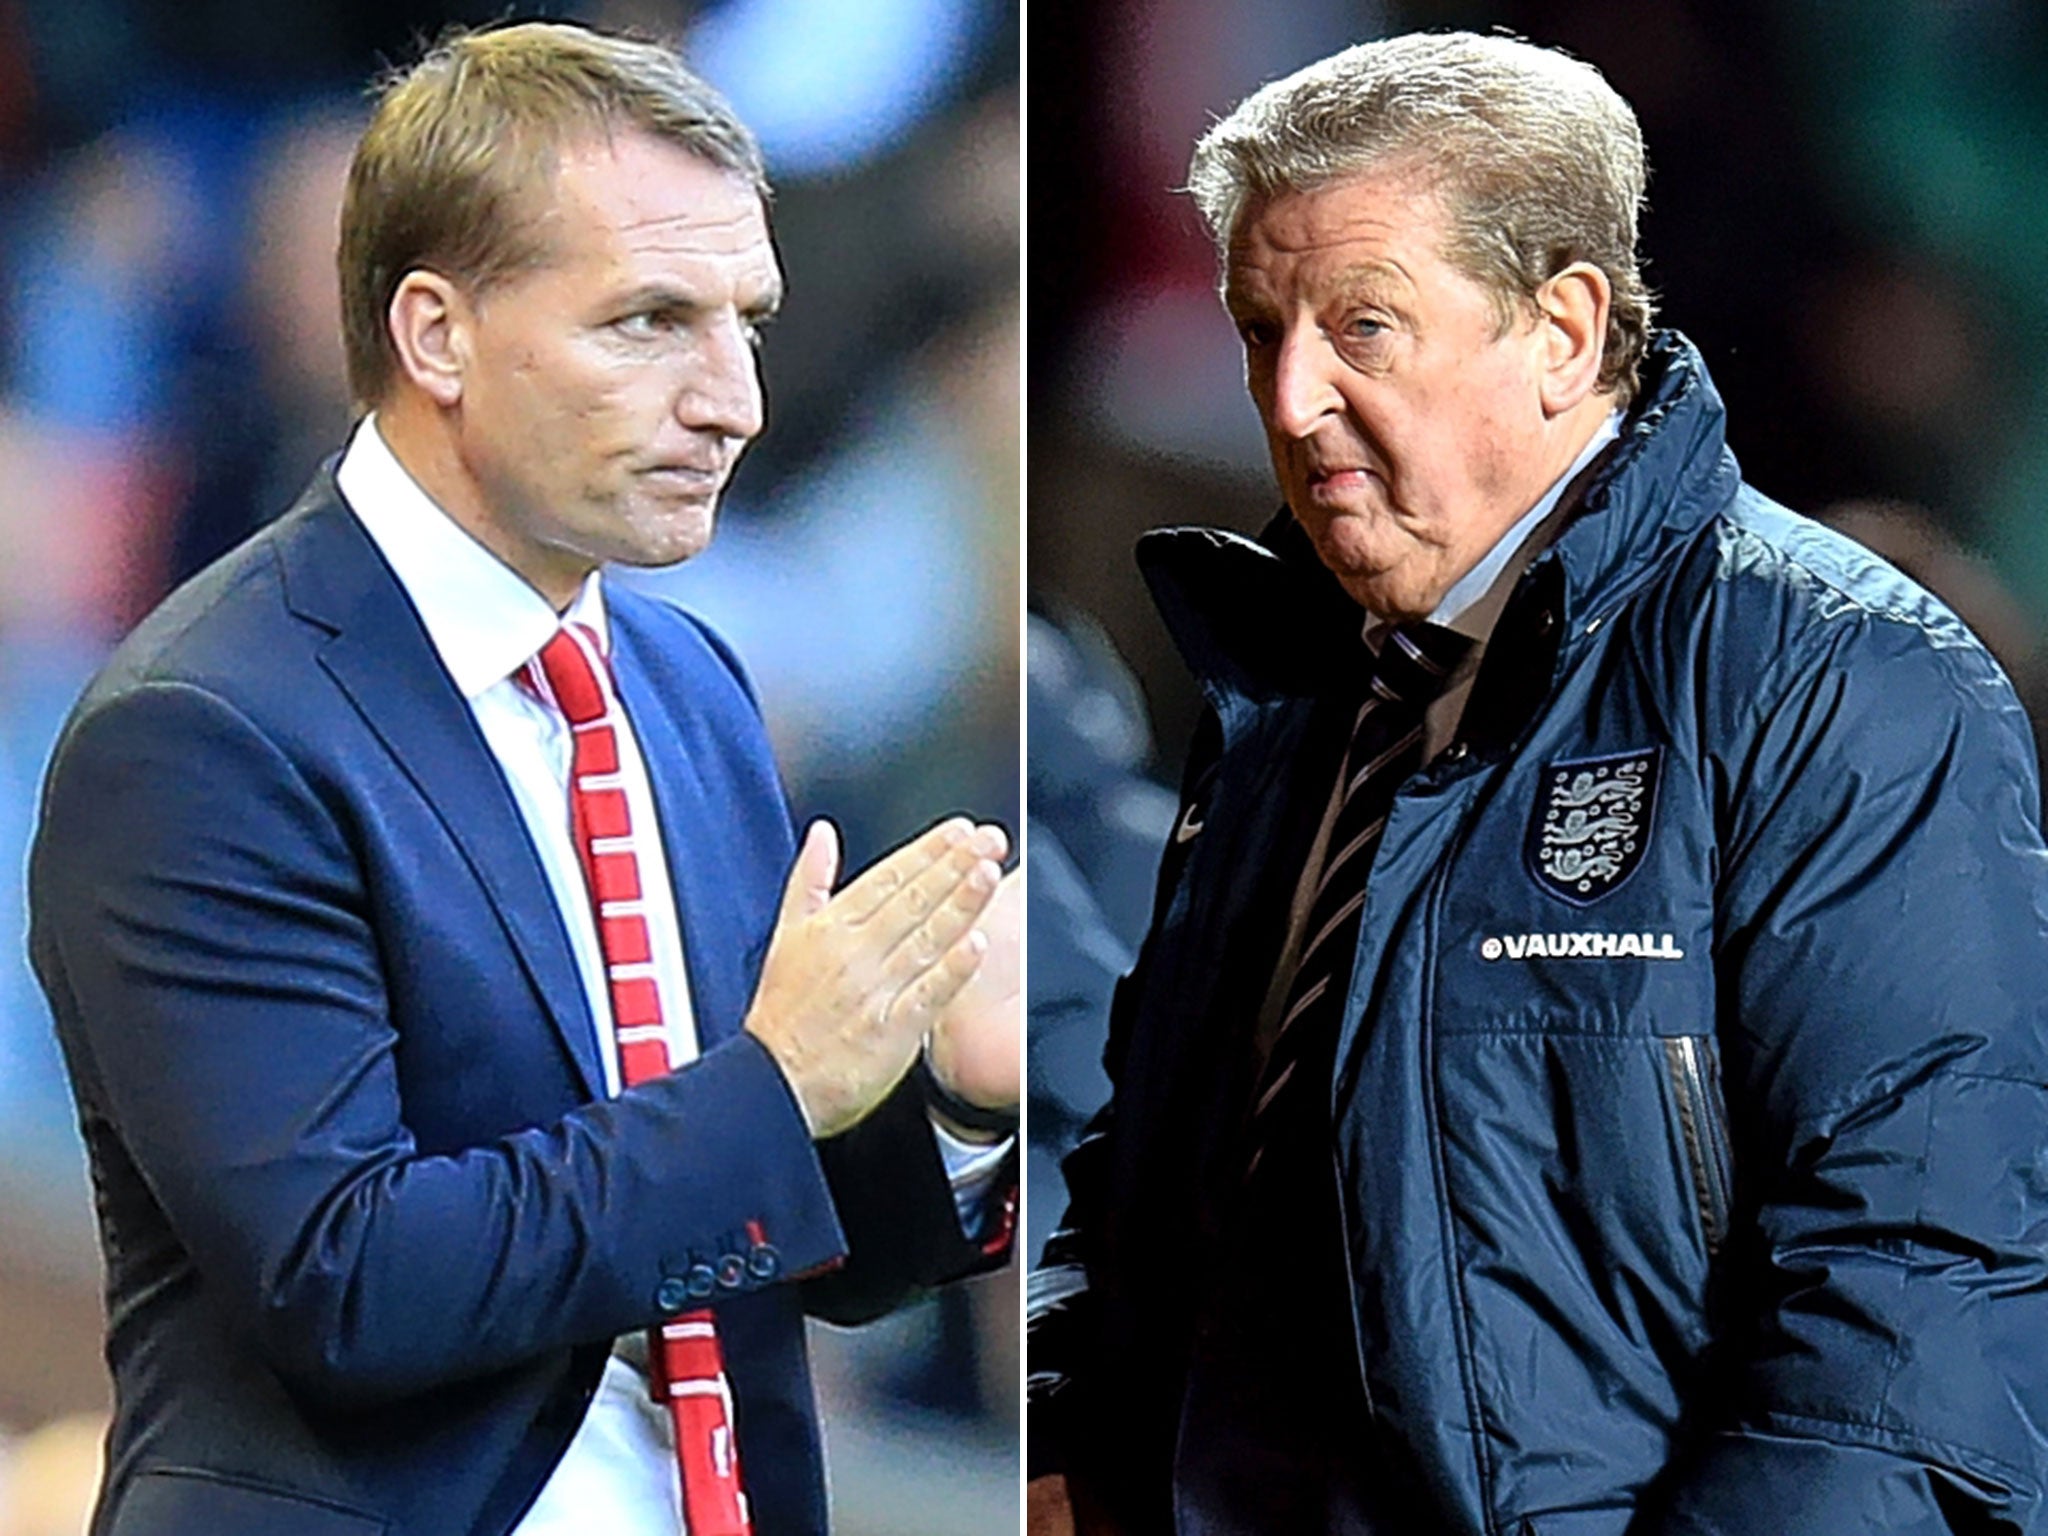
1526;747;1663;906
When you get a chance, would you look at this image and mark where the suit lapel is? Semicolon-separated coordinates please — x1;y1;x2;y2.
609;621;751;1050
275;483;607;1100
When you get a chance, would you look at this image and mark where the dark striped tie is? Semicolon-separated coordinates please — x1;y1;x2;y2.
1245;622;1469;1184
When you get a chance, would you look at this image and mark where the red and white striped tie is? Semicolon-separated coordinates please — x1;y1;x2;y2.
528;622;751;1536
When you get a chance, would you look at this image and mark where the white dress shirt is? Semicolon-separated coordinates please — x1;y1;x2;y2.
335;417;1006;1534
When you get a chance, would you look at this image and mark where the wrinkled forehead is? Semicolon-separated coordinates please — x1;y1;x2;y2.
1219;149;1443;243
1221;168;1454;307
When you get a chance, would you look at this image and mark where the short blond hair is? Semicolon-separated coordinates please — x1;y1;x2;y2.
1189;32;1653;400
338;20;766;407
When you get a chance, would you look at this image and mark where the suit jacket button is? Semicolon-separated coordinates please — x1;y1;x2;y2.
655;1276;691;1314
687;1263;718;1300
717;1254;747;1289
748;1244;781;1280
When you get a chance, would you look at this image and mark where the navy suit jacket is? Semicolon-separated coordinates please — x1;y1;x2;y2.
28;473;1007;1536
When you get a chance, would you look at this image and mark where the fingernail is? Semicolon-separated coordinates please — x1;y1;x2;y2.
967;928;989;955
970;859;999;892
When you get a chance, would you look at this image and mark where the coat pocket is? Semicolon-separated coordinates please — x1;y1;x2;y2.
1430;1028;1730;1512
1662;1033;1732;1256
107;1467;388;1536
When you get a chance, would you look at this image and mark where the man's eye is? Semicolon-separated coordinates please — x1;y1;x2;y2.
1236;319;1278;348
1344;315;1386;340
615;311;667;339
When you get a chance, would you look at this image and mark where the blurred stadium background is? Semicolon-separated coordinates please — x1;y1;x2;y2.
1026;0;2048;1289
0;1;1018;1531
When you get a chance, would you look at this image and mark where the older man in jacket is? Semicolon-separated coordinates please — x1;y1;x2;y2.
1028;31;2048;1536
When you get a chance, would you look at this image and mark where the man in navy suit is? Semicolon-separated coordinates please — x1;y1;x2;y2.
28;21;1018;1536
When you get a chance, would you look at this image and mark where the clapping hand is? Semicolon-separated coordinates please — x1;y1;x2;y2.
924;864;1020;1125
745;818;1007;1139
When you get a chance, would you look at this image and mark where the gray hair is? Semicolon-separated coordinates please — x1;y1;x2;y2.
1188;32;1653;400
340;20;768;408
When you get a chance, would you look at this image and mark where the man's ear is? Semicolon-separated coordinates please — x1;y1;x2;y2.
1534;262;1611;416
386;270;470;408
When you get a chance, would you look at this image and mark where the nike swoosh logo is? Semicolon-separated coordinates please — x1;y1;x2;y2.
1174;803;1206;843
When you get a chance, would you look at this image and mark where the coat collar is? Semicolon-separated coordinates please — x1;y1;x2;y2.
1547;331;1741;635
1138;330;1739;708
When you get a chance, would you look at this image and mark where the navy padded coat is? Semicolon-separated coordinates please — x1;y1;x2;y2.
1030;333;2048;1535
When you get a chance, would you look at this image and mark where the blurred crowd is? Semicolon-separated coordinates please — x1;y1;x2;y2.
0;1;1018;1531
11;0;2048;1523
1026;0;2048;1277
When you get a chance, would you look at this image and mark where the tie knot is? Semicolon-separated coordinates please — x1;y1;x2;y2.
531;624;611;726
1369;622;1469;709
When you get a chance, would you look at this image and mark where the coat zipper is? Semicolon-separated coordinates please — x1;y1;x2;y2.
1663;1035;1730;1255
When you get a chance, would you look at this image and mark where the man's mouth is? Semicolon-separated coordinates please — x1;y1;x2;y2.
1306;464;1377;499
639;462;725;486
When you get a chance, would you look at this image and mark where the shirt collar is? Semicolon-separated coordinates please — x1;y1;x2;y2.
1427;409;1622;638
335;414;609;700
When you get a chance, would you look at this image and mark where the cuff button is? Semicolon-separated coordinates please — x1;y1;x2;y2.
655;1276;691;1314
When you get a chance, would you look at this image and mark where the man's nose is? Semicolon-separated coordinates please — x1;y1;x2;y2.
1264;323;1342;440
677;311;766;441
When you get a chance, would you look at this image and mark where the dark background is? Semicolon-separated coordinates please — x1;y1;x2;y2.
1028;0;2048;778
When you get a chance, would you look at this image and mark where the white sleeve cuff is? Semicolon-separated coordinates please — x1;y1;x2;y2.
931;1117;1015;1237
